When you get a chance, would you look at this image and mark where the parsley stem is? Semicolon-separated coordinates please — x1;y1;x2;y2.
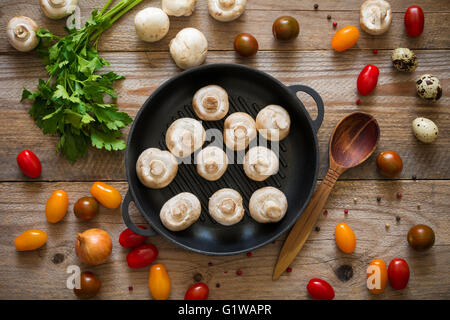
99;0;114;16
110;0;144;24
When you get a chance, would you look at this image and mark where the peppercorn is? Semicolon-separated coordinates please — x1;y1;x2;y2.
397;192;402;198
373;49;378;54
333;22;338;27
208;262;213;266
327;15;331;20
323;209;328;216
128;286;133;291
246;252;253;257
193;273;203;282
385;223;390;229
412;175;417;180
344;209;349;214
236;269;243;276
396;216;401;222
286;267;293;273
216;283;221;288
377;196;381;202
314;4;319;9
356;99;361;105
315;226;320;232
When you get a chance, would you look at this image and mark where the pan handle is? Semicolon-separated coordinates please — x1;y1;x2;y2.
122;191;156;237
288;85;324;133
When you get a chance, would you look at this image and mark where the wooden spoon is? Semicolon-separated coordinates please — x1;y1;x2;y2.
273;112;380;280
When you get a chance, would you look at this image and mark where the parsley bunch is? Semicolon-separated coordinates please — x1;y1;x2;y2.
21;0;143;162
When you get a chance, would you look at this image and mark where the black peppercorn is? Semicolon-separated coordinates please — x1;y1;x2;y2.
327;15;331;20
396;216;401;222
315;226;320;232
193;273;203;282
314;4;319;9
377;196;381;202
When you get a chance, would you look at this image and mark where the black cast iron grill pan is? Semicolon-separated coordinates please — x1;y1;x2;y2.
122;64;324;255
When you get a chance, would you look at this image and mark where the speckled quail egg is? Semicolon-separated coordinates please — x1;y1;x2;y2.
416;74;442;102
412;117;438;144
391;48;418;72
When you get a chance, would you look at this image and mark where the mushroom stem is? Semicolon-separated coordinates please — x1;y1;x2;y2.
14;25;30;40
202;96;219;111
50;0;65;8
220;198;236;215
219;0;235;8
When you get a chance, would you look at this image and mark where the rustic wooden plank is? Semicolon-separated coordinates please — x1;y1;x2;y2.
1;50;448;181
0;180;448;299
1;1;450;53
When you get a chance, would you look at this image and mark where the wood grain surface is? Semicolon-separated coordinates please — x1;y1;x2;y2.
0;0;449;300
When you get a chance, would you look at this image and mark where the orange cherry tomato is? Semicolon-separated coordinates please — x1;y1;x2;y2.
45;190;69;223
148;264;171;300
367;259;388;294
15;229;48;251
90;182;122;209
331;25;360;52
335;223;356;253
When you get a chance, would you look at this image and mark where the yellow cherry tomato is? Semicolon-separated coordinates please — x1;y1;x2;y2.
90;182;122;209
148;264;171;300
15;229;48;251
367;259;388;294
335;222;356;253
331;25;360;52
45;190;69;223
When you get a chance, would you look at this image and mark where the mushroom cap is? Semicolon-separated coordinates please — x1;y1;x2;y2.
134;7;170;43
166;118;206;158
192;85;229;121
136;148;178;189
7;16;39;52
256;105;291;141
360;0;392;35
208;188;245;226
208;0;247;22
169;27;208;70
162;0;197;17
196;146;229;181
249;187;288;223
243;146;279;181
224;112;257;151
39;0;78;20
160;192;201;231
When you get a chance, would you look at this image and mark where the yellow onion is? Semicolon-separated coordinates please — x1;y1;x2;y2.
75;228;112;265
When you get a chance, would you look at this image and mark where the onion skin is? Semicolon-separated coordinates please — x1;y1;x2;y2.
75;228;112;265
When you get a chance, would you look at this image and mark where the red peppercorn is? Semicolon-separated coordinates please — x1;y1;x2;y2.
208;262;213;266
236;269;243;276
356;99;361;105
397;193;402;198
246;252;252;257
373;49;378;54
286;267;293;273
323;210;328;216
344;209;349;214
333;22;337;27
128;286;133;291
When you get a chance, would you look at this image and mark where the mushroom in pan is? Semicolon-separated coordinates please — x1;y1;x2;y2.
243;146;279;181
196;146;229;181
256;105;291;141
249;187;287;223
162;0;197;17
169;28;208;70
134;7;170;42
160;192;201;231
208;188;245;226
166;118;206;158
208;0;247;22
136;148;178;189
40;0;78;20
223;112;257;151
192;85;229;121
6;17;39;52
360;0;392;35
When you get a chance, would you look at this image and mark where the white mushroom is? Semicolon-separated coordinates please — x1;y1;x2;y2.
169;28;208;70
243;146;279;181
162;0;197;17
208;0;247;22
249;187;288;223
136;148;178;189
40;0;78;20
223;112;257;151
360;0;392;35
256;105;291;141
196;146;228;181
134;7;170;43
166;118;206;158
6;17;39;52
208;188;245;226
192;85;229;121
160;192;201;231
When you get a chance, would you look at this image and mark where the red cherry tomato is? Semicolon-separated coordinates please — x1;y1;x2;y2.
119;226;148;248
404;6;424;37
307;278;335;300
16;149;41;178
388;258;410;290
184;282;209;300
126;243;158;269
357;65;379;96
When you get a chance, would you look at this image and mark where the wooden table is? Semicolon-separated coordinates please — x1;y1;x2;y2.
1;0;449;300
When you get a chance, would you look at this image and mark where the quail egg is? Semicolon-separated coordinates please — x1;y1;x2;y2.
416;74;442;102
391;48;418;72
412;117;438;144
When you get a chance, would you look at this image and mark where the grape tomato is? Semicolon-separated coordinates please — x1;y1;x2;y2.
331;25;360;52
127;243;158;269
119;226;148;248
184;282;209;300
404;6;424;37
357;64;379;96
16;149;41;178
307;278;335;300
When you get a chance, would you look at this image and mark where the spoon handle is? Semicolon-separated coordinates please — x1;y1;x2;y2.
273;167;342;280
